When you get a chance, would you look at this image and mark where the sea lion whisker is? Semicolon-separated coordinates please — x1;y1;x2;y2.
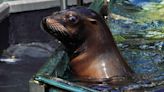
63;31;69;37
56;25;63;31
51;23;68;37
58;27;68;36
60;31;66;36
50;23;61;30
49;25;55;30
53;26;66;36
49;26;59;35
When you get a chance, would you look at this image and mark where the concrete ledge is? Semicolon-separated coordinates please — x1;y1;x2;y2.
0;3;9;21
7;0;60;13
0;0;92;20
6;0;93;13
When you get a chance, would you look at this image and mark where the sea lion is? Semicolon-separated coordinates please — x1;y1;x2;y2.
41;7;134;84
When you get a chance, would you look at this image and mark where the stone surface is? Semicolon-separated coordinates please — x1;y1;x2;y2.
0;2;9;21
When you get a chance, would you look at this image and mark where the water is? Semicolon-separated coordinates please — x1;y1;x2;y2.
31;1;164;91
88;0;164;91
0;42;60;92
107;0;164;83
67;42;163;91
0;0;163;91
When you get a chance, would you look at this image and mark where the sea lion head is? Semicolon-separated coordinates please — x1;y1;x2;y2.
41;7;105;53
41;7;134;83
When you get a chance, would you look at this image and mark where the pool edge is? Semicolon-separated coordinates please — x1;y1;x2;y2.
7;0;60;13
0;0;92;21
0;3;9;21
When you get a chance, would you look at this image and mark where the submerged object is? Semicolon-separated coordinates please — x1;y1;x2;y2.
41;7;134;84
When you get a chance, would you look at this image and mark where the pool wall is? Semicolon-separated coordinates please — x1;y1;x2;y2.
0;0;92;50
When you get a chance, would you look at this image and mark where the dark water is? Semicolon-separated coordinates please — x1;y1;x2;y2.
0;7;60;92
0;42;58;92
0;57;46;92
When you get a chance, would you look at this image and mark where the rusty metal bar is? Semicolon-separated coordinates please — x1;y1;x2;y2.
60;0;67;10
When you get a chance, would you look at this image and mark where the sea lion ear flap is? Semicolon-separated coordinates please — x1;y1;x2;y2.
87;18;97;24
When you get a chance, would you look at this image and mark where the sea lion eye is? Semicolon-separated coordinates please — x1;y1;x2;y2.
68;16;79;24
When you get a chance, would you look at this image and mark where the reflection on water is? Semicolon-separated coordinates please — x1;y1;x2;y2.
81;44;164;91
120;46;163;91
89;0;164;91
0;57;20;63
108;0;164;86
80;44;164;91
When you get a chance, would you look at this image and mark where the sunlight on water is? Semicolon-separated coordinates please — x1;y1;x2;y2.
89;0;164;91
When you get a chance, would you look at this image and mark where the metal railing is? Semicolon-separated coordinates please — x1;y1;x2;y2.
60;0;83;10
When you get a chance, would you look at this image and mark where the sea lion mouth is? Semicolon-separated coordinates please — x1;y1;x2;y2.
41;17;69;39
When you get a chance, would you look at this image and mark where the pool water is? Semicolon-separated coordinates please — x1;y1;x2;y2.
62;41;164;91
87;0;164;91
1;42;163;91
0;0;163;91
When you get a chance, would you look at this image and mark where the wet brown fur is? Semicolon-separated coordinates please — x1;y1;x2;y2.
41;7;134;84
